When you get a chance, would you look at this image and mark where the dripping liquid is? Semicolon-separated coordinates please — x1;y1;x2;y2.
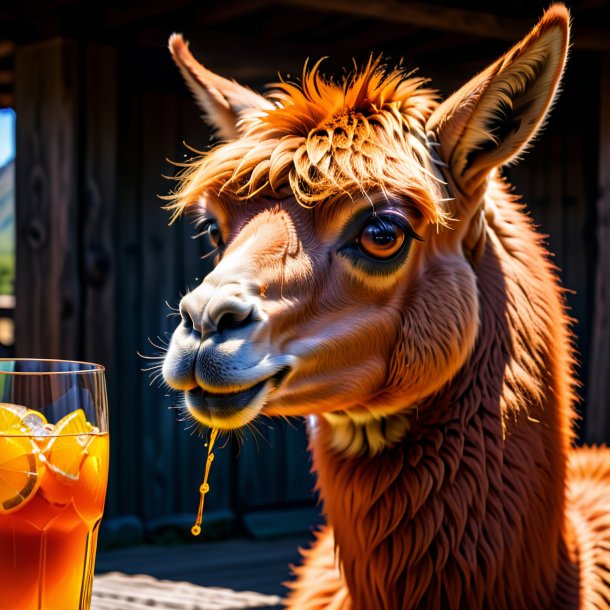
191;427;218;537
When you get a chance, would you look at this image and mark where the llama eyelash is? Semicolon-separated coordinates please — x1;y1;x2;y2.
191;225;211;240
191;214;226;265
191;214;215;240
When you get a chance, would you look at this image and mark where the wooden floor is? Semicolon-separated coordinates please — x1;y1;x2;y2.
92;572;285;609
95;534;314;604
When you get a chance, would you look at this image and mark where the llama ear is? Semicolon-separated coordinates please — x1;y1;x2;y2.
427;4;569;196
169;34;273;140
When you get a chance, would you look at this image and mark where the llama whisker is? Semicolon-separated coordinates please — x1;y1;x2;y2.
141;364;163;373
219;430;232;450
248;419;272;450
165;300;180;312
240;422;259;452
148;372;166;387
232;427;246;455
147;336;169;351
144;364;164;374
136;350;165;361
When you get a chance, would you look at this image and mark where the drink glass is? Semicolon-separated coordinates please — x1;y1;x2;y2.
0;359;109;610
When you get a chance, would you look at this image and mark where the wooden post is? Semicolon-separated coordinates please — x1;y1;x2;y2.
15;39;81;359
82;45;116;369
586;55;610;444
14;39;116;364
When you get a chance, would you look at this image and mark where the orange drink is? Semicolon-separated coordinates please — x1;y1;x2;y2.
0;360;109;610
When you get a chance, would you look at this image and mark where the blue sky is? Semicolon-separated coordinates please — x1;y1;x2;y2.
0;109;15;168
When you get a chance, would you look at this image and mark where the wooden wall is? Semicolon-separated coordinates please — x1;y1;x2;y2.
586;54;610;444
14;38;602;534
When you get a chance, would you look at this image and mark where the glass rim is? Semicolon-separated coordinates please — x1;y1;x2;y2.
0;358;106;376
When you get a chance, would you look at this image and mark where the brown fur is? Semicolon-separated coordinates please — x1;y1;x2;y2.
162;5;610;609
289;183;591;609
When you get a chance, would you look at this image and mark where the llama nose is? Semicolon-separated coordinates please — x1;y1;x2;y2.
180;285;256;336
205;294;255;333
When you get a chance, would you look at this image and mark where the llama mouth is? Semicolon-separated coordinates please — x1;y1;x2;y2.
184;368;290;428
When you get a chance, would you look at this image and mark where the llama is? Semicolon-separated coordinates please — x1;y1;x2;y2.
161;5;610;608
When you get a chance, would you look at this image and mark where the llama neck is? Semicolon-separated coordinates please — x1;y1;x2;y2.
309;189;576;610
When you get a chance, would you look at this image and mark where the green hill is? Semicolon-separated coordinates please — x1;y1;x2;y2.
0;160;14;295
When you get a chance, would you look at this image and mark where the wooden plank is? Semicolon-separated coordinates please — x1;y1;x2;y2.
586;55;610;443
14;38;80;359
105;0;196;27
92;572;283;609
515;117;548;251
192;0;278;26
109;87;142;517
562;108;590;407
106;0;274;27
282;0;610;51
80;44;118;517
236;418;315;511
546;131;565;274
282;421;315;503
568;56;601;415
140;92;181;521
284;0;529;39
95;534;311;596
82;45;116;369
243;506;322;538
237;428;280;511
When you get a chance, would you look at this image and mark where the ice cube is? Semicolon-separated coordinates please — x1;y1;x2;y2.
22;412;48;433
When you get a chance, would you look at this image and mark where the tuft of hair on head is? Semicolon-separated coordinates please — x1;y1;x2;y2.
164;56;451;227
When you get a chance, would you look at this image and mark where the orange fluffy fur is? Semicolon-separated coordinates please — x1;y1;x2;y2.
165;4;610;608
290;182;610;609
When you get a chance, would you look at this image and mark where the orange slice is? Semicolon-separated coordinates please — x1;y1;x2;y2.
0;404;26;432
44;409;91;484
0;404;48;435
0;435;41;514
73;435;108;521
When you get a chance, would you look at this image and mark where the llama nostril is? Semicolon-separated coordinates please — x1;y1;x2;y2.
208;296;256;335
216;308;255;334
180;302;198;333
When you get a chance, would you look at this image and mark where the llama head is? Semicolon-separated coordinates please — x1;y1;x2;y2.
162;5;569;439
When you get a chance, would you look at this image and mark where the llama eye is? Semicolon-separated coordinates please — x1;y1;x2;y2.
207;221;223;249
337;211;422;276
193;219;224;250
358;218;406;260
